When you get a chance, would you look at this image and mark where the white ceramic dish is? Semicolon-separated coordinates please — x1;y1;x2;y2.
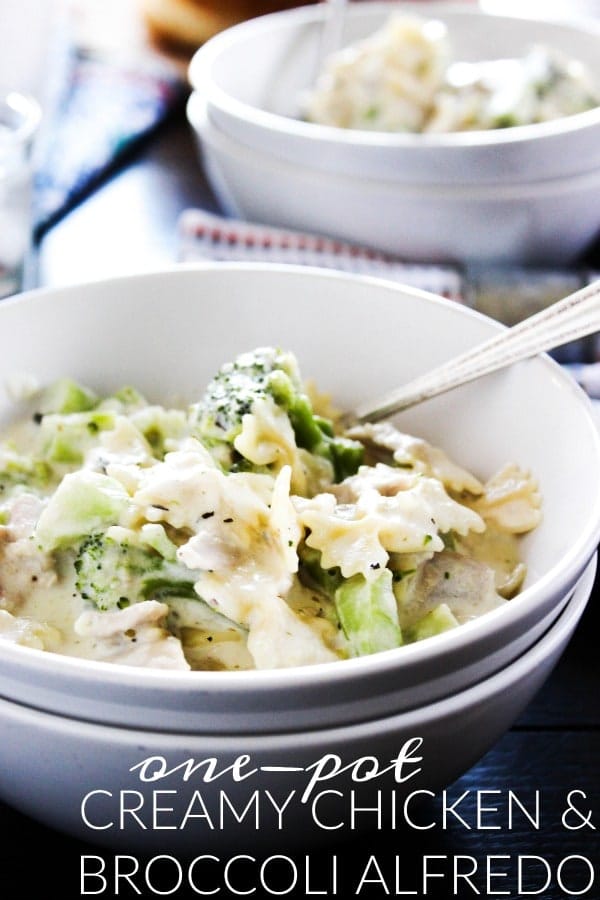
0;554;593;855
0;265;599;735
189;90;600;264
189;2;600;185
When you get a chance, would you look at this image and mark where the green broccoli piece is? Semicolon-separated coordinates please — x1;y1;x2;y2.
128;405;189;458
33;470;130;552
36;377;99;416
334;569;403;657
403;603;459;643
492;112;520;129
0;448;52;495
39;410;116;465
109;385;147;411
298;544;344;597
73;533;199;611
0;382;106;493
190;347;363;481
298;545;402;657
32;379;146;467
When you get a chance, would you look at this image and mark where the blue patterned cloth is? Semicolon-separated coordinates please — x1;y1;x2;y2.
33;47;187;238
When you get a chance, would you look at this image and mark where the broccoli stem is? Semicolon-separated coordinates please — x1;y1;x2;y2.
298;545;403;656
73;533;201;611
334;569;403;657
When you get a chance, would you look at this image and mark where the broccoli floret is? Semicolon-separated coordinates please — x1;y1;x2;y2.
191;347;292;445
39;410;116;465
34;471;130;553
0;448;52;495
190;347;363;482
73;533;198;611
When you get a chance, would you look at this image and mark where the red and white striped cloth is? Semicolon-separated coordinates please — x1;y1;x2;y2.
177;208;466;302
177;209;600;407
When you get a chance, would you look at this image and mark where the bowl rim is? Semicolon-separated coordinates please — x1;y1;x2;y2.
190;89;600;198
0;262;599;694
189;1;600;154
1;551;594;740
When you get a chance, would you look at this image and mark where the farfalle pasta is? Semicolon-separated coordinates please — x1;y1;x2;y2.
302;12;600;133
0;348;541;671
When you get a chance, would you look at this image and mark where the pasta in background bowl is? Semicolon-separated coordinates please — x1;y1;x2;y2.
302;12;600;134
0;263;598;735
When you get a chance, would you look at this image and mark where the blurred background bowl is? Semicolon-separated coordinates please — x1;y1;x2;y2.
187;2;600;263
0;264;599;738
188;90;600;264
189;1;600;184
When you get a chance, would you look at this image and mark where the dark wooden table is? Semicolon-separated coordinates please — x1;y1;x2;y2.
1;109;598;899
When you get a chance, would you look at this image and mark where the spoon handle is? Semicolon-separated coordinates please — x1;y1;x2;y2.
315;0;348;73
353;278;600;423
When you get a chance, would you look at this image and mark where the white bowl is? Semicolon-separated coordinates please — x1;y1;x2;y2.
0;264;599;735
0;554;593;855
188;91;600;264
189;2;600;186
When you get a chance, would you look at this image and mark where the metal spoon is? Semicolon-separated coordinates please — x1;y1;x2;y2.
351;278;600;424
315;0;348;75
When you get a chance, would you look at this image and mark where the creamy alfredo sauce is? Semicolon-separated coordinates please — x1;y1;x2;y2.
0;351;542;671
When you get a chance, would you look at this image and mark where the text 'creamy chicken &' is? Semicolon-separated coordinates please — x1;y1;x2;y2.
0;348;541;671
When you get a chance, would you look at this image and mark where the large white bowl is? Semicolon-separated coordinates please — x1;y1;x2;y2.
188;90;600;264
189;2;600;186
0;265;599;735
0;555;593;855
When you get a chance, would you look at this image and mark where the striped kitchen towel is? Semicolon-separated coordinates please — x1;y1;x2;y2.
178;208;600;371
177;208;466;301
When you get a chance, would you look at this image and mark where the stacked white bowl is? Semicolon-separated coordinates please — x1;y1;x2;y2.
0;265;599;854
187;2;600;264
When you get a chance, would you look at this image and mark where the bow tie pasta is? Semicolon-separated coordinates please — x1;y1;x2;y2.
0;349;541;671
